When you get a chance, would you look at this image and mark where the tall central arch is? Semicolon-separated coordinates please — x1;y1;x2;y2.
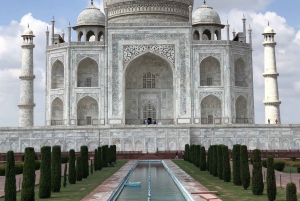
124;52;174;125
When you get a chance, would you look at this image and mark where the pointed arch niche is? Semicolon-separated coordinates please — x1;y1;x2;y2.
51;98;63;126
193;30;200;40
200;56;221;86
125;52;174;125
51;60;64;89
201;95;222;124
235;58;248;87
236;96;248;124
77;58;98;87
77;96;98;126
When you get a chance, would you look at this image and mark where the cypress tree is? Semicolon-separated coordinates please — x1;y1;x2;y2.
108;147;112;164
286;182;297;201
209;146;214;175
5;151;16;201
184;144;189;161
97;147;102;170
212;145;218;177
196;145;201;167
222;145;231;182
80;146;89;178
267;155;276;201
232;144;242;185
102;145;108;167
94;149;98;171
252;149;264;195
217;145;223;180
76;156;83;181
63;164;67;188
39;146;51;198
111;145;117;162
240;145;250;190
199;146;206;171
90;159;93;175
51;146;61;192
207;146;210;172
68;149;76;184
21;147;36;201
189;145;193;163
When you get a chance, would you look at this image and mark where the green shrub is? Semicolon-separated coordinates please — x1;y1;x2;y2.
285;161;300;167
80;146;89;178
222;146;231;182
15;163;23;175
207;146;210;172
68;149;76;184
189;145;193;163
97;147;102;170
196;145;200;167
90;159;93;175
22;154;38;162
199;146;206;171
286;182;297;201
35;160;41;170
267;156;276;201
5;151;16;201
63;164;67;188
290;157;297;161
262;159;267;168
21;147;36;201
274;160;286;171
217;145;223;180
102;145;108;167
184;144;189;161
94;149;98;171
252;149;264;195
0;166;5;176
240;145;250;190
108;147;112;164
212;145;218;177
39;146;51;198
297;167;300;173
232;144;242;186
209;146;213;175
51;145;61;192
111;145;117;162
61;155;69;164
76;156;83;181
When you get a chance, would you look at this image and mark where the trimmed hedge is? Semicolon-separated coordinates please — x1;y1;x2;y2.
240;145;250;190
0;163;25;176
97;147;102;170
252;149;264;195
212;145;218;177
76;156;83;181
80;146;89;178
5;151;16;201
184;144;189;161
68;149;76;184
196;145;200;167
63;164;67;188
217;145;223;180
21;147;36;201
262;159;267;168
222;145;231;182
102;145;108;167
61;155;69;164
22;154;38;162
51;146;61;192
267;156;277;201
232;144;242;186
90;160;93;175
39;146;51;198
111;145;117;162
94;149;98;171
286;182;297;201
274;160;286;171
199;146;206;171
207;146;210;172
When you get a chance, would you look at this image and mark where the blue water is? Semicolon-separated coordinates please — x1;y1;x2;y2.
116;162;186;201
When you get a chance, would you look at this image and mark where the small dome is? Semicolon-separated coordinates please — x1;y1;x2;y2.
192;4;221;25
263;26;275;34
22;25;34;36
76;4;105;26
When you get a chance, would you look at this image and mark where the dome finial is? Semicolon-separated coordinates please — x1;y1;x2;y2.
204;0;206;5
91;0;93;5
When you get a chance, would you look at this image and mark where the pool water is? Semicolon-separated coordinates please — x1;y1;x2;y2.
116;162;186;201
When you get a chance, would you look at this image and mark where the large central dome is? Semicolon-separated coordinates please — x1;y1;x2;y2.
103;0;194;23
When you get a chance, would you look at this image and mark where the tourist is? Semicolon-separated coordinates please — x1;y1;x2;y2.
275;119;278;124
268;119;270;124
182;151;184;159
175;150;178;159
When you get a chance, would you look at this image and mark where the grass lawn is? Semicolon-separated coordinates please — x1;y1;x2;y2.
1;160;128;201
172;160;297;201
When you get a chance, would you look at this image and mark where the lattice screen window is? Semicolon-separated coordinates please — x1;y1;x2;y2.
207;78;213;86
143;104;156;119
143;72;156;88
86;78;92;87
208;115;213;124
86;117;92;125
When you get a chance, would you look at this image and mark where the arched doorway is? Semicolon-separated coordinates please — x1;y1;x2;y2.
201;95;222;124
125;52;174;125
77;96;98;126
77;58;98;87
236;96;248;124
200;57;221;86
51;98;63;125
235;58;248;87
51;60;64;89
193;30;200;40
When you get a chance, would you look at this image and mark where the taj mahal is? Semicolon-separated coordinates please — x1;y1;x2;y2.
1;0;300;153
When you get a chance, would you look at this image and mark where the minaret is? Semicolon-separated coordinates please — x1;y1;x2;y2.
18;25;36;127
263;23;281;124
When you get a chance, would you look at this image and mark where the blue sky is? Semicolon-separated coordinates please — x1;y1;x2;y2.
0;0;299;126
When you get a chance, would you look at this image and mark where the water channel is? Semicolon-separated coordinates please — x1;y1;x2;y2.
116;162;186;201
